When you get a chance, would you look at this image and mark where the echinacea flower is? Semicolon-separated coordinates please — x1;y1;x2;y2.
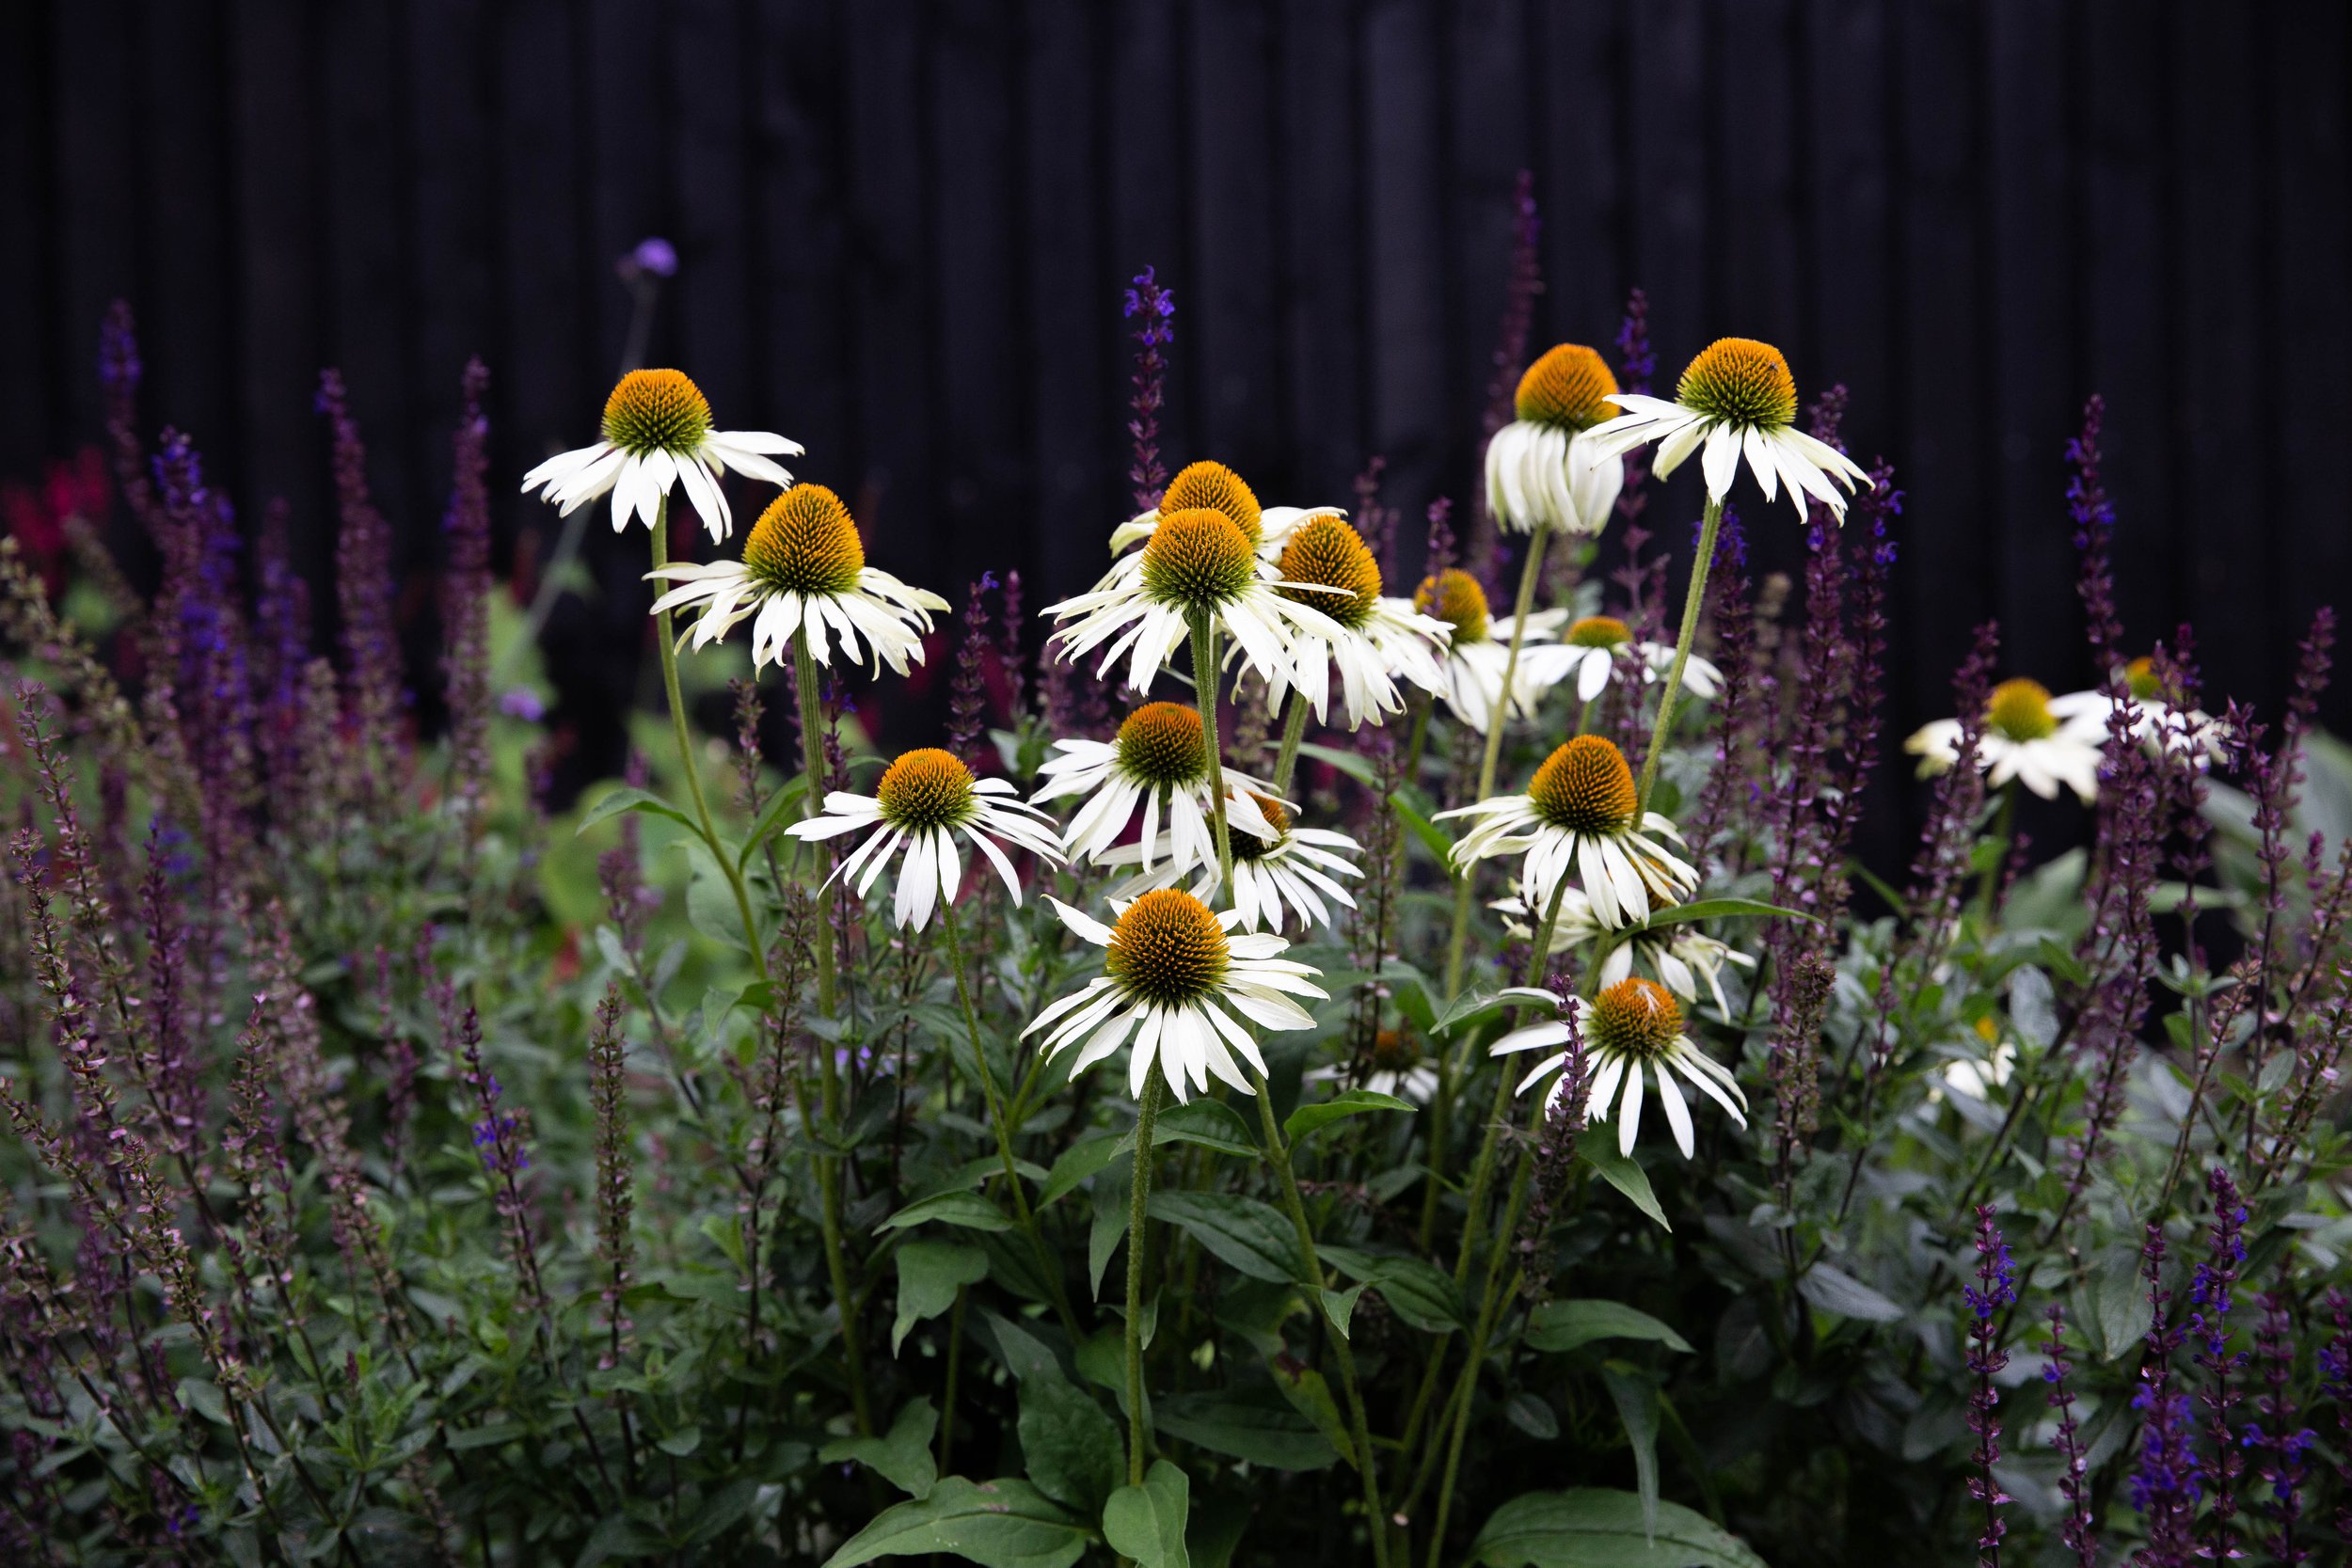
1485;343;1627;537
1549;615;1724;706
1025;889;1327;1101
1032;702;1280;877
2073;657;2232;764
1581;338;1869;523
1109;793;1360;934
1440;735;1698;928
1905;676;2105;804
1046;505;1350;694
1493;976;1748;1158
1412;569;1579;734
520;368;800;541
1104;459;1342;566
784;748;1065;930
1260;515;1451;726
1304;1026;1440;1104
1492;881;1755;1018
646;483;948;674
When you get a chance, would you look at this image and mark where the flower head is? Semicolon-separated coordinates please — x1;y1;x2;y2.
1492;880;1755;1016
521;368;801;541
1906;674;2106;803
1580;337;1868;522
1110;791;1363;934
1486;343;1627;536
1551;614;1724;706
1305;1025;1440;1104
1493;976;1748;1157
1104;458;1341;563
1025;891;1327;1101
1263;517;1450;726
1412;570;1580;733
646;483;948;674
1439;736;1699;927
1032;702;1281;877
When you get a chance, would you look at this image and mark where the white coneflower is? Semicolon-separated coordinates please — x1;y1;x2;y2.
783;748;1065;931
1580;338;1869;524
1304;1026;1440;1105
1905;676;2105;804
1439;735;1698;928
1103;459;1342;568
1032;702;1280;878
1493;976;1748;1158
645;483;947;674
2059;657;2232;765
1259;515;1450;727
1045;505;1350;695
1025;889;1327;1101
1411;568;1579;734
520;368;800;542
1549;614;1724;706
1108;793;1360;934
1485;343;1627;538
1491;882;1755;1018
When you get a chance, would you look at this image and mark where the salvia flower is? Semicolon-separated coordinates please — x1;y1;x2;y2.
1261;515;1451;727
1581;337;1868;522
1490;880;1754;1017
647;483;948;673
1107;791;1361;934
786;747;1065;931
1485;342;1628;536
1549;613;1724;706
520;367;800;541
1032;701;1281;878
1963;1206;2015;1563
1490;975;1748;1157
1905;676;2106;803
1025;889;1327;1101
1438;735;1699;927
2070;658;2233;765
1414;568;1578;734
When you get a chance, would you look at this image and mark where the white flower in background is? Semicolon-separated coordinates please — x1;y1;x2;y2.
1032;702;1280;878
1026;890;1327;1101
1580;338;1869;524
1931;1019;2017;1106
1412;569;1580;734
1439;735;1698;928
1486;342;1627;537
646;483;947;674
1493;977;1748;1159
2064;657;2232;765
1257;515;1451;727
1045;504;1350;695
1102;459;1342;570
1492;882;1755;1018
1108;793;1361;934
1304;1026;1440;1105
784;748;1065;931
520;368;800;542
1904;676;2105;804
1549;614;1724;706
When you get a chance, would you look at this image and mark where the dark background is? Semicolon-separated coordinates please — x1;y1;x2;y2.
4;0;2348;859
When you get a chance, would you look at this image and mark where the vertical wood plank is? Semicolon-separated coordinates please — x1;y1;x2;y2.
0;4;56;480
495;0;589;534
1104;0;1192;471
1188;0;1281;477
668;0;753;437
1533;0;1627;348
1803;0;1895;460
1362;0;1448;531
408;0;495;558
1626;0;1710;551
841;1;932;554
1448;0;1531;436
142;0;233;470
49;0;142;464
1274;0;1368;501
747;0;850;485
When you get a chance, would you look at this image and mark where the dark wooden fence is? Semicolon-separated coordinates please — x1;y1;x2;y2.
5;0;2349;827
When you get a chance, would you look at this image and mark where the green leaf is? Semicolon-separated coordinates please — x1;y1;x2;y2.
1295;741;1378;787
1152;1393;1340;1471
1148;1192;1305;1284
656;1425;703;1458
1620;897;1812;932
1320;1246;1466;1334
1796;1263;1905;1323
881;1192;1016;1235
681;841;752;954
1316;1284;1366;1339
820;1476;1087;1568
1598;1367;1661;1540
1138;1098;1263;1159
1040;1134;1123;1211
1391;793;1454;865
1523;1299;1692;1356
894;1241;990;1354
1102;1460;1193;1568
1283;1088;1417;1145
1017;1376;1123;1516
175;1378;231;1426
1577;1142;1671;1232
1267;1356;1357;1471
818;1399;939;1500
738;775;810;870
577;784;698;836
1469;1489;1768;1568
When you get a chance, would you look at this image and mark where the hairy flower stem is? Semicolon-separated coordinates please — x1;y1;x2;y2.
1189;613;1235;900
1271;695;1311;800
1633;495;1722;814
941;899;1080;1338
650;505;770;990
1125;1071;1166;1485
1248;1067;1390;1568
789;630;838;1022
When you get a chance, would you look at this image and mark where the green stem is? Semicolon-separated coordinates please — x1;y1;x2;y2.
651;505;771;986
1977;782;2017;920
1271;694;1311;800
941;899;1082;1338
1422;1166;1534;1566
1632;494;1722;816
1249;1069;1390;1568
1124;1072;1165;1485
1449;878;1568;1288
939;1283;970;1474
1189;613;1235;901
